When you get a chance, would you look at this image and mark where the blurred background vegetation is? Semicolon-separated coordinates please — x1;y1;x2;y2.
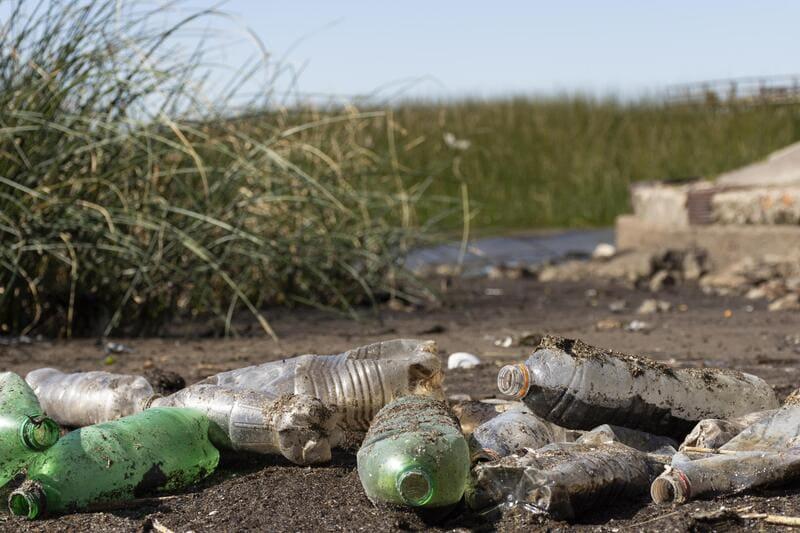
2;1;799;337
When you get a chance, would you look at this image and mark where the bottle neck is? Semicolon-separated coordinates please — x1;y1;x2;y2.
9;480;46;519
396;466;434;506
19;415;60;451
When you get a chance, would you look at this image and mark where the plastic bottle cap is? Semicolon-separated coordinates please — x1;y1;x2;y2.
396;468;433;506
497;364;530;398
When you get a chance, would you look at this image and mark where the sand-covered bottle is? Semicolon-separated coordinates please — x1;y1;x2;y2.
8;407;218;519
468;442;666;521
25;368;158;427
152;385;341;464
0;372;60;487
357;395;470;508
497;335;778;438
203;339;443;430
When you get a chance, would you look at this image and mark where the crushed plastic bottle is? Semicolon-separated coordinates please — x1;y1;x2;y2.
470;406;580;461
0;373;60;487
651;448;800;504
25;368;158;427
497;335;778;438
451;399;515;435
679;409;777;450
577;424;678;455
720;405;800;452
8;407;218;519
152;386;341;464
357;395;470;508
203;339;443;431
468;442;666;521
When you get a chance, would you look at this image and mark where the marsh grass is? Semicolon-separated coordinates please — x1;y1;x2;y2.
377;97;800;230
0;1;459;338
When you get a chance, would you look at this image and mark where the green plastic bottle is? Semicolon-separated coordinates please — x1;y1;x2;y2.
0;372;60;487
357;395;470;508
8;407;219;519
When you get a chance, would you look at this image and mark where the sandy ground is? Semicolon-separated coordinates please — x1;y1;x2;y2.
1;277;799;532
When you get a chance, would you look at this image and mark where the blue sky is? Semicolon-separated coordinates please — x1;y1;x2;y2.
205;0;799;100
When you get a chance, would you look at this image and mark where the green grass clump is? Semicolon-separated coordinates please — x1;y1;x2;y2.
0;1;457;337
376;97;800;230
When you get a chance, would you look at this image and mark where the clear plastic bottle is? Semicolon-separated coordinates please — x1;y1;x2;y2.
651;448;800;504
679;409;776;450
469;406;580;461
497;335;778;438
720;405;800;452
152;386;342;465
8;407;219;519
577;424;678;455
357;395;470;508
203;339;442;430
25;368;158;427
0;373;60;487
468;442;666;521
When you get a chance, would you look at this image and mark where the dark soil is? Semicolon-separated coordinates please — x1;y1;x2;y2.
2;277;800;532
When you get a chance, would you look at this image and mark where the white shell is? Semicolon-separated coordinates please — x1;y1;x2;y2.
448;352;481;369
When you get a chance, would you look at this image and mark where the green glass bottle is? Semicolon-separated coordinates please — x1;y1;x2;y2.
357;395;470;508
0;372;60;487
8;407;219;519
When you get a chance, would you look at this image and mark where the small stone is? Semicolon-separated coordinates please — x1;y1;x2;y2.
448;352;481;369
591;243;616;260
637;298;672;314
625;320;652;332
648;270;673;292
608;300;628;313
768;293;800;312
595;318;623;331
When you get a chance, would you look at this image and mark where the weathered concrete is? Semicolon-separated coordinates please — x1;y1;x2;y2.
712;187;800;224
616;214;800;266
716;141;800;187
630;182;691;227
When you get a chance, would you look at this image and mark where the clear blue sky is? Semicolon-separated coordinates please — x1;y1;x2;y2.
207;0;799;100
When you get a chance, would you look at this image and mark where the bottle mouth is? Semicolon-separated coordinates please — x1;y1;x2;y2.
651;469;691;504
19;416;60;451
396;467;434;506
9;481;45;519
497;364;530;398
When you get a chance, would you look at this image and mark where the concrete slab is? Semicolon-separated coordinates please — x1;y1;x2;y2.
616;214;800;266
716;141;800;187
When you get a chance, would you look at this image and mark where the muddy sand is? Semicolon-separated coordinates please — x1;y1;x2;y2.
2;277;800;532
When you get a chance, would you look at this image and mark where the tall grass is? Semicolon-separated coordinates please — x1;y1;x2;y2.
0;1;458;338
378;97;800;230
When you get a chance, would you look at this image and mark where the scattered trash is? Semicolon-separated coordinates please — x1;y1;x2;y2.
26;368;159;427
451;399;515;435
484;288;504;296
651;448;800;505
591;243;616;260
594;318;622;331
624;319;652;332
496;335;778;438
201;339;443;431
448;352;481;369
104;342;133;354
607;299;628;313
154;388;341;465
469;405;579;461
468;442;665;521
0;373;60;487
357;395;469;508
636;298;672;315
679;410;777;450
493;332;542;348
577;424;677;455
8;408;219;519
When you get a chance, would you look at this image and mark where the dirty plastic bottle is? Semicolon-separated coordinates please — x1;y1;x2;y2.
8;407;218;519
0;373;60;487
152;385;342;465
651;448;800;504
679;409;777;451
203;339;442;431
357;395;470;508
577;425;678;455
470;406;580;461
25;368;159;427
497;335;778;438
451;399;516;436
720;405;800;452
468;442;666;521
